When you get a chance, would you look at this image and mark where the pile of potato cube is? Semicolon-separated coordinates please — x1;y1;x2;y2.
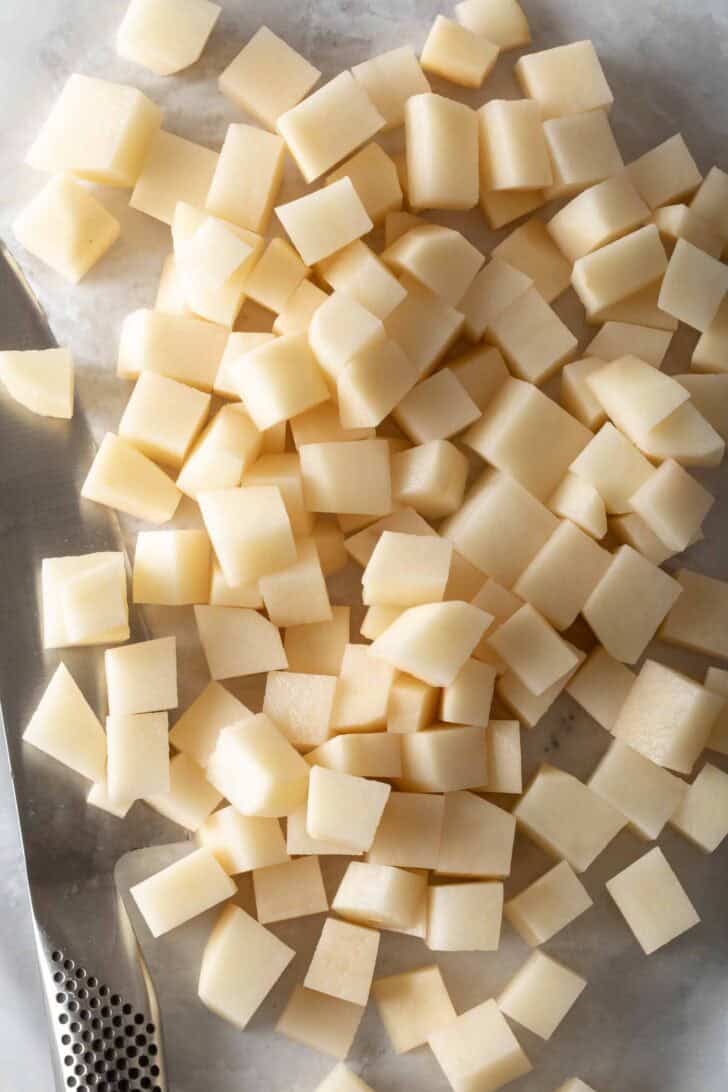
6;0;728;1088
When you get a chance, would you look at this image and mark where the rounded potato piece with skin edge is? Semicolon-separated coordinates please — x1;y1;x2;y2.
116;0;221;77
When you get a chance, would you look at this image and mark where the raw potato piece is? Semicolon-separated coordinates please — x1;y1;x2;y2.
199;486;296;587
406;93;479;211
119;373;209;469
583;546;682;664
498;952;586;1040
276;179;373;267
81;433;181;524
548;473;607;540
273;281;328;336
263;671;336;748
393;442;469;521
333;861;426;930
338;339;417;430
570;423;654;515
373;965;455;1054
394;370;480;444
660;570;728;659
478;100;553;192
504;861;592;946
314;1065;375;1092
276;986;364;1061
286;805;357;857
637;400;724;468
514;764;626;872
307;766;390;851
130;130;218;225
194;605;287;680
42;552;129;649
488;605;579;696
606;847;699;954
328;144;403;226
368;792;444;869
455;0;531;50
207;715;310;817
117;0;221;76
629;460;713;552
384;278;465;378
459;260;532;342
170;683;251;770
670;763;728;852
441;659;496;727
492;219;571;303
309;293;385;387
330;644;396;733
449;346;509;407
106;712;169;803
219;26;320;129
304;917;380;1005
674;373;728;439
427;882;503;951
399;726;489;793
132;849;236;938
242;453;312;538
497;648;584;729
586;321;672;369
628;134;702;211
658;239;728;332
566;646;635;732
437;790;515;878
197;806;288;875
361;606;405;641
421;16;499;88
14;176;120;284
253;856;328;923
235;336;329;432
382;226;484;307
544;111;624;200
117;309;228;391
572;225;667;317
352;46;431;131
176;405;260;499
588;281;677;332
308;733;401;779
205;125;283;233
284;606;350;677
245;240;308;315
198;905;294;1027
589;739;687;840
209;559;262;609
371;602;492;688
318;240;406;320
515;40;613;119
146;752;221;832
27;73;161;186
613;659;723;774
654;204;723;257
387;674;439;736
487;286;578;385
345;509;436;568
363;532;452;607
428;999;532;1092
0;348;74;419
486;720;522;794
300;439;391;516
514;521;611;630
23;663;106;783
105;636;176;716
312;519;349;576
547;175;649;264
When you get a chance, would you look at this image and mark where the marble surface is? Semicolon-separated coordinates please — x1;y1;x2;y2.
1;1;728;1090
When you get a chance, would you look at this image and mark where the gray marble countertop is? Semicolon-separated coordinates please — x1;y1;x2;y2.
1;1;728;1091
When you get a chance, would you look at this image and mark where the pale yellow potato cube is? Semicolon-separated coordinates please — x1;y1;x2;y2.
586;321;672;368
455;0;530;49
441;659;496;727
459;263;532;346
487;720;522;794
497;648;584;729
437;789;515;878
628;133;702;211
630;459;713;552
277;986;363;1060
173;207;263;325
305;917;379;1006
514;763;626;872
194;605;287;680
132;848;235;938
277;178;373;267
117;0;220;74
118;372;209;469
471;579;523;635
658;238;728;331
311;518;350;576
498;951;586;1040
368;791;444;868
394;369;480;444
291;402;375;449
504;861;592;946
198;904;294;1026
421;15;499;88
242;453;312;538
514;521;610;631
583;545;682;663
351;46;431;131
386;674;439;736
105;636;176;716
479;100;552;192
363;531;452;608
385;212;425;247
372;601;491;688
608;513;674;566
691;165;728;236
327;143;403;226
41;552;129;649
300;438;391;516
572;224;668;317
345;508;436;567
330;644;397;734
338;339;417;430
516;39;612;119
309;292;385;387
197;805;288;874
373;965;455;1054
207;714;309;817
488;604;579;696
544;110;624;200
27;73;161;186
169;682;251;769
570;423;654;514
176;403;261;498
487;285;578;385
547;473;607;539
198;485;296;587
428;998;532;1092
405;93;479;211
565;646;635;733
560;358;607;431
117;308;228;391
589;738;686;841
155;252;190;317
613;659;722;774
675;373;728;438
360;605;405;641
449;349;508;411
308;733;401;779
206;123;284;233
427;881;503;952
263;670;336;749
637;400;724;467
317;239;406;320
307;765;390;851
106;712;170;803
661;570;728;661
219;26;320;129
492;219;571;304
130;129;218;225
244;239;308;315
284;606;350;676
272;280;328;337
383;226;484;307
548;176;650;265
313;1065;375;1092
653;203;723;257
483;193;549;238
82;433;181;524
591;280;678;332
209;558;262;609
0;347;74;419
670;762;728;852
333;861;425;930
23;663;106;783
146;752;222;832
606;847;699;954
392;441;468;521
253;855;328;924
234;334;329;431
286;804;358;857
384;276;465;377
14;176;120;284
399;727;489;794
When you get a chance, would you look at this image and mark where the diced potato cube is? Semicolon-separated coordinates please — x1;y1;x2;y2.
492;219;571;304
590;280;677;332
286;804;357;857
105;636;176;716
386;674;439;736
384;276;465;377
570;423;654;515
498;951;586;1040
437;790;515;877
327;143;402;225
198;904;294;1025
198;485;296;587
488;604;579;696
661;569;728;661
405;93;479;211
363;531;452;608
586;321;672;368
333;861;426;930
313;1065;375;1092
572;225;668;317
421;15;499;88
368;791;444;868
629;459;713;552
504;861;592;946
284;606;350;676
308;765;390;851
565;646;635;732
172;209;263;325
206;123;284;233
675;373;728;438
27;73;161;186
392;441;468;521
515;40;612;119
42;552;129;649
351;46;431;131
194;605;287;680
428;998;532;1092
514;521;611;631
691;165;728;236
291;403;374;449
219;26;320;129
345;508;435;567
548;176;650;268
637;400;724;468
23;663;106;783
460;262;531;345
118;373;209;469
670;762;728;852
497;649;584;729
543;110;624;200
106;711;170;802
628;134;702;211
383;226;484;307
311;518;349;576
560;358;609;431
272;281;328;336
168;682;250;770
277;986;364;1060
276;178;373;267
130;129;218;225
486;720;522;793
360;606;405;641
654;203;722;257
260;538;331;627
514;763;626;872
309;292;385;387
209;559;262;608
479;100;552;191
481;189;544;232
207;714;309;817
455;0;529;48
0;347;74;419
146;752;221;831
241;453;311;538
300;438;391;516
117;308;228;391
338;339;417;430
263;670;337;748
117;0;220;74
440;659;496;728
399;727;488;794
176;404;260;499
427;881;503;952
155;252;190;317
197;806;288;874
81;433;181;524
449;348;509;410
305;917;380;1005
244;239;308;315
253;855;328;923
548;472;607;540
608;513;674;565
373;965;455;1054
589;738;686;841
234;335;329;431
372;601;491;688
606;847;699;954
317;239;406;320
308;732;401;779
133;848;236;938
394;370;480;444
658;238;728;332
487;285;578;385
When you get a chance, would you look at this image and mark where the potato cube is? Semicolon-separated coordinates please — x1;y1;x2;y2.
399;727;488;794
565;646;635;732
428;998;532;1092
309;292;385;387
455;0;530;49
670;762;728;852
360;606;405;641
106;712;170;802
479;100;552;191
300;438;391;516
27;73;161;186
661;569;728;661
497;649;584;730
514;522;611;631
421;16;499;88
241;453;312;538
327;143;403;226
487;285;578;385
675;373;728;438
548;176;650;267
589;281;677;332
155;252;190;317
458;260;532;342
345;508;436;567
105;636;176;717
588;738;686;841
333;861;426;930
219;26;320;129
291;403;375;449
654;203;723;257
368;791;444;868
263;670;336;749
570;423;654;515
284;606;350;676
82;433;181;524
448;349;508;411
504;861;592;946
630;460;713;552
614;659;722;775
260;539;331;627
42;552;129;649
209;558;262;608
198;904;294;1025
271;281;327;337
515;764;626;872
548;473;607;540
383;226;484;307
307;766;390;851
394;370;480;445
373;965;455;1054
244;240;308;316
14;176;120;283
311;519;349;577
392;441;468;522
372;601;491;689
427;881;503;952
194;605;287;680
317;240;406;320
173;209;262;324
386;674;438;736
308;732;401;779
608;513;675;566
483;720;520;793
198;485;295;587
561;360;607;431
145;752;222;831
286;805;357;857
313;1065;375;1092
338;339;417;430
691;165;728;237
168;681;250;768
206;123;284;234
658;238;728;332
492;219;571;304
405;93;479;211
498;951;586;1040
440;659;496;728
544;110;624;200
118;373;209;469
362;532;452;609
488;605;579;696
606;847;699;954
252;855;328;924
586;321;672;368
572;224;668;317
384;277;465;377
515;40;612;119
351;46;430;131
232;335;328;431
628;134;702;211
117;0;219;74
305;917;380;1005
0;347;74;419
23;663;106;783
437;790;515;878
276;178;373;267
277;985;363;1060
207;715;309;817
132;848;236;938
130;129;218;224
197;806;288;874
329;643;396;734
117;309;228;391
637;400;724;467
